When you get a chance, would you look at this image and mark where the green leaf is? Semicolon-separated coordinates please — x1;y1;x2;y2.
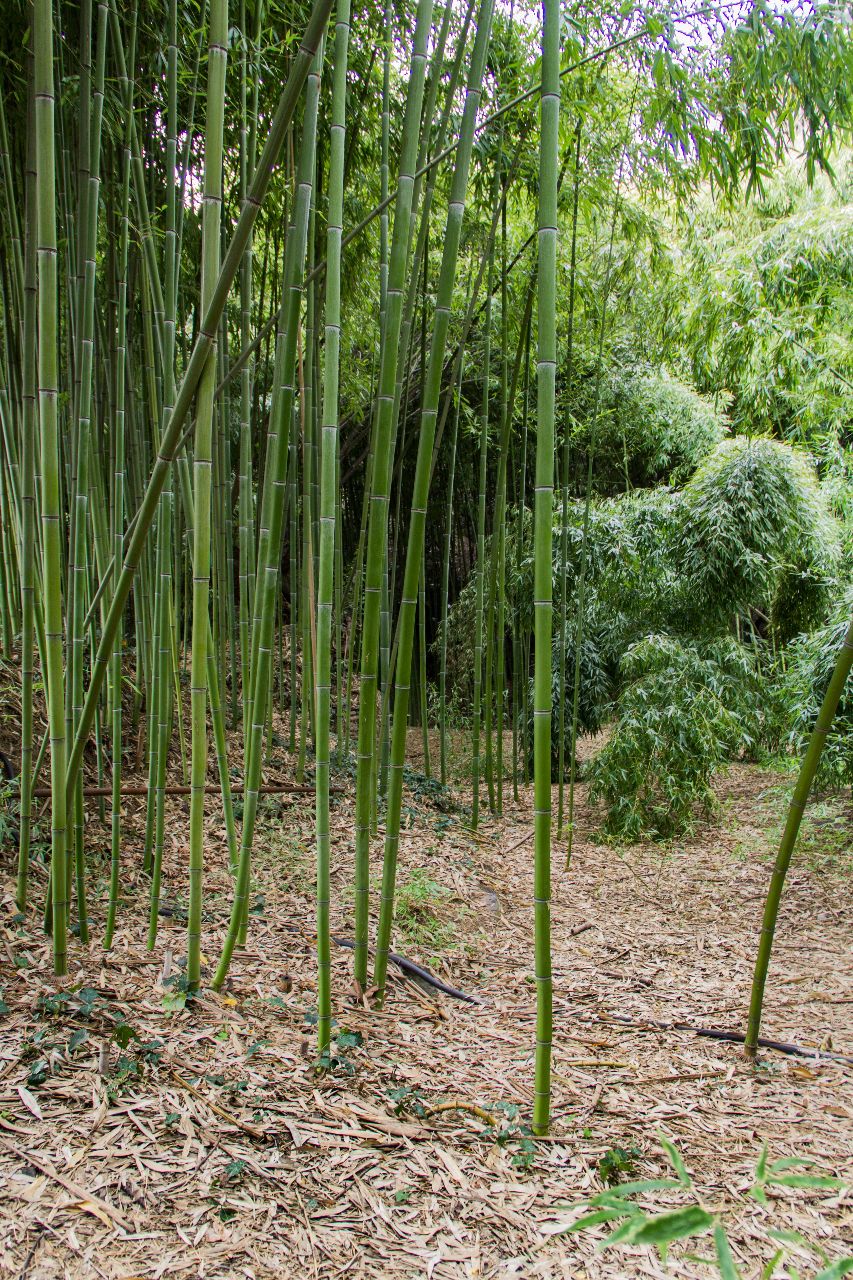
767;1228;827;1260
27;1059;48;1087
113;1023;138;1049
657;1132;692;1187
68;1028;89;1053
714;1224;742;1280
758;1249;784;1280
754;1140;769;1183
564;1206;639;1233
590;1178;682;1202
336;1030;363;1049
767;1173;844;1190
813;1260;853;1280
601;1205;714;1252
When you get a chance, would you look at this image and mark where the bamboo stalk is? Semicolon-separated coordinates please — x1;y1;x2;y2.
532;0;559;1136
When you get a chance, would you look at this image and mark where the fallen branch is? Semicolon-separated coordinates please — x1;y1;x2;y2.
596;1013;853;1064
31;781;334;799
425;1099;496;1125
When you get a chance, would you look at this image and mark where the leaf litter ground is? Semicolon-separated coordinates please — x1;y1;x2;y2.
0;734;851;1278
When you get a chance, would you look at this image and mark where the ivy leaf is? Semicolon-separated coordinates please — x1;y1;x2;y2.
68;1028;89;1054
336;1030;363;1050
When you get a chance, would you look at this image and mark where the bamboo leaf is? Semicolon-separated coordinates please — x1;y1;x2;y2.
714;1224;742;1280
657;1131;692;1187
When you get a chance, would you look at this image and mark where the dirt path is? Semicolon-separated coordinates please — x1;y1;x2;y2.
1;754;851;1278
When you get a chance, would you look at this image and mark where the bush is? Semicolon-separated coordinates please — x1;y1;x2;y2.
566;364;726;493
587;635;760;840
677;436;839;635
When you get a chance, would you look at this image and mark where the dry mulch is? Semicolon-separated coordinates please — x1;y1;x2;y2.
1;741;851;1279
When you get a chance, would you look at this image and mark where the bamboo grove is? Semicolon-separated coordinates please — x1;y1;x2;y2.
1;0;853;1136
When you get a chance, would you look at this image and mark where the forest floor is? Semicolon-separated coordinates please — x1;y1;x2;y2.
0;727;852;1279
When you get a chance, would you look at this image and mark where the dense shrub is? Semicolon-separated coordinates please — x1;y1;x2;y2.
566;365;726;493
677;436;839;635
586;636;760;840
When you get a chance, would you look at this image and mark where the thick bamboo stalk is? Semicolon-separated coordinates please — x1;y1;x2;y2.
187;0;228;992
533;0;559;1136
34;0;69;974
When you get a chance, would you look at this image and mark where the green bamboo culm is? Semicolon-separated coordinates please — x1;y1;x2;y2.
214;41;324;988
34;0;69;973
187;0;228;991
745;614;853;1056
64;0;335;810
532;0;559;1136
372;0;496;1002
351;0;435;989
16;67;38;914
315;0;351;1054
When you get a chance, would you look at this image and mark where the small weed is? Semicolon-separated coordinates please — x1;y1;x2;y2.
387;1085;427;1118
598;1144;641;1186
316;1027;363;1076
402;765;456;813
556;1133;850;1278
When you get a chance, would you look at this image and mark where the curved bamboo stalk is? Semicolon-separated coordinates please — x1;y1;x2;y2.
745;615;853;1056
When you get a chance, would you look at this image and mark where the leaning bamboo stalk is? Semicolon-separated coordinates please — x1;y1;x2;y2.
213;42;324;990
16;59;38;913
556;119;582;836
351;0;435;989
745;615;853;1055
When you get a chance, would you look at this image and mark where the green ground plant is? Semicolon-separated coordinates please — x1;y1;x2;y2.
557;1133;851;1280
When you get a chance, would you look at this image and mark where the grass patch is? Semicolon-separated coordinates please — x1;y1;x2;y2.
733;783;853;880
395;868;457;953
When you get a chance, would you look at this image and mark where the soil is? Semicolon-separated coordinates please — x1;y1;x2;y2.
1;731;851;1279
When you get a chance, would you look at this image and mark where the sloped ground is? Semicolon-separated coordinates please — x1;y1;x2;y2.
0;739;851;1279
